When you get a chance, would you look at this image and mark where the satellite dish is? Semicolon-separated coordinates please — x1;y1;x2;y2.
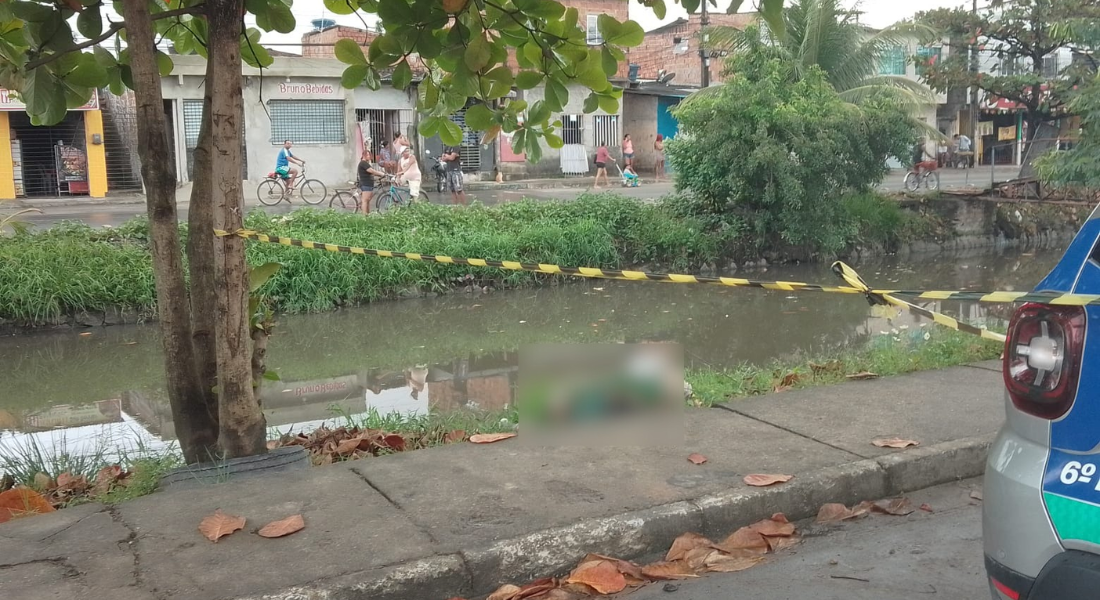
658;72;677;84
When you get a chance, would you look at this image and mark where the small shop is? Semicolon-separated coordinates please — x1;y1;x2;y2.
0;89;107;199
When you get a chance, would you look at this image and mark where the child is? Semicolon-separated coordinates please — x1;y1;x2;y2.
623;164;639;187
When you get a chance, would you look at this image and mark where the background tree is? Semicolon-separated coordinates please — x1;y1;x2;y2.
666;51;914;257
0;0;788;463
916;0;1100;176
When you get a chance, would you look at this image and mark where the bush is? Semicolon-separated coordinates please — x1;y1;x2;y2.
667;55;914;257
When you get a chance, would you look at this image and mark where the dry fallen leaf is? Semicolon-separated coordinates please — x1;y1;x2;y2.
486;584;522;600
682;547;719;573
772;385;793;393
257;514;305;538
92;465;124;495
872;497;915;516
580;554;645;584
970;490;983;501
748;514;796;537
469;432;517;444
816;503;861;524
444;430;467;444
920;503;934;513
705;552;765;573
687;453;708;465
33;472;53;490
565;560;627;594
514;577;558;599
641;561;699;580
666;532;716;562
335;438;361;456
716;527;769;555
198;510;246;542
846;371;879;380
872;438;920;449
779;372;801;387
765;535;801;552
743;473;793;487
79;332;92;337
0;488;55;523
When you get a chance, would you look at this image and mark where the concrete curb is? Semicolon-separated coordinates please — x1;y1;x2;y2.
232;434;994;600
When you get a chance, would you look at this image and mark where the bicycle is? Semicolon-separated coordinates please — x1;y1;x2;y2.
374;175;429;213
328;181;361;212
903;161;940;192
256;166;327;206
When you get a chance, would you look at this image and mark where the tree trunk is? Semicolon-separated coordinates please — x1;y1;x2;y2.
186;93;222;443
207;0;268;457
120;0;217;464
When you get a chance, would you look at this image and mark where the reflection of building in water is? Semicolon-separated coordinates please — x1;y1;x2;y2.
427;354;517;412
19;399;123;431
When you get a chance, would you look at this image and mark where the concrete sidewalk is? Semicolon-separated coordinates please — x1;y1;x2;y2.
0;362;1004;600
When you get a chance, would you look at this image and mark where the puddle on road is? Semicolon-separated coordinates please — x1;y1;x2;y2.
0;246;1063;459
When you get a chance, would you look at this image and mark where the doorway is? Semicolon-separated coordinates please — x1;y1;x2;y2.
9;112;89;197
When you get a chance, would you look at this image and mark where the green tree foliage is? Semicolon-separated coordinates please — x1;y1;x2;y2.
666;53;913;256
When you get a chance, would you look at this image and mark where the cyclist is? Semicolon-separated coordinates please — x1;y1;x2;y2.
910;137;936;177
396;146;422;199
275;140;305;190
357;149;386;215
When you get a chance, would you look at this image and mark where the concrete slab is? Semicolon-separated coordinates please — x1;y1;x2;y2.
354;408;856;550
727;367;1004;458
117;463;437;600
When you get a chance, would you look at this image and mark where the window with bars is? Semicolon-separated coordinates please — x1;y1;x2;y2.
915;46;941;74
999;54;1020;76
592;115;619;149
449;108;482;172
586;15;602;45
878;46;906;75
354;108;414;157
183;99;248;179
268;100;346;144
1042;54;1060;78
561;114;583;145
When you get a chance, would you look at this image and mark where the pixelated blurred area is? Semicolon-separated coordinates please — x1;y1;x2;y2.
518;344;683;447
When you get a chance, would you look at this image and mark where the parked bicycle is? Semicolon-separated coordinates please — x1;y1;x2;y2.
328;181;361;212
903;161;940;192
257;166;327;206
375;175;429;213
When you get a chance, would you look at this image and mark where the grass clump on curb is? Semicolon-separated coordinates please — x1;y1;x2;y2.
686;326;1002;406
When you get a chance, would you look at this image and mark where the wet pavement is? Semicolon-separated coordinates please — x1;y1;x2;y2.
0;245;1062;460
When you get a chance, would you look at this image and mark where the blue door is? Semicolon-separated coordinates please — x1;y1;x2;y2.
657;97;681;173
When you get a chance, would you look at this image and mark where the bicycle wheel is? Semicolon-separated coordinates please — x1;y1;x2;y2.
903;172;920;193
329;191;360;212
299;179;327;205
924;171;941;191
417;190;430;203
375;191;395;213
256;179;286;206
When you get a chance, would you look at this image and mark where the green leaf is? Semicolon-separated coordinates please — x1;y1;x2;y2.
334;38;367;65
485;65;512;85
647;0;666;20
680;0;700;14
515;70;544;90
760;0;785;38
416;27;443;59
601;47;617;78
528;0;566;20
464;102;493;130
725;0;746;14
250;263;282;292
323;0;359;15
10;1;54;22
577;53;611;91
369;35;403;65
597;94;619;114
341;64;370;88
377;0;412;25
511;128;526;155
76;7;102;39
606;20;644;47
418;115;442;138
65;53;108;88
521;41;543;68
92;45;116;69
582;92;599;113
464;34;491;71
440;118;464;146
263;370;281;381
524;128;542;163
23;69;66;125
254;0;297;34
596;15;621;43
544;77;568;112
544;131;564;149
391;61;412;90
364;66;381;90
528;100;550;124
241;32;273;68
155;51;173;77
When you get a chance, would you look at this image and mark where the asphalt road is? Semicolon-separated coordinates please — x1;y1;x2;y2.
618;479;989;600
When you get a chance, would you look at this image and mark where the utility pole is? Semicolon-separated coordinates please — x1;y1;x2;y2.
699;0;710;87
969;0;979;167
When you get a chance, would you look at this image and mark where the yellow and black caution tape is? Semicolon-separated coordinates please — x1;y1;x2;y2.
214;228;1070;343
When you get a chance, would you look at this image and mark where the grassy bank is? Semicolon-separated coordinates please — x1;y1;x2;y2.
1;193;930;325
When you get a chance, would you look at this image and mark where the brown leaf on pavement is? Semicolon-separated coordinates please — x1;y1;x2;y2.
486;584;522;600
444;430;467;444
257;514;305;538
687;453;708;465
581;554;645;584
872;438;920;449
515;577;557;599
665;532;717;562
543;590;579;600
772;385;793;393
704;552;765;573
764;535;801;552
564;560;627;594
816;503;861;523
846;371;879;380
198;510;246;542
92;465;124;495
0;488;56;523
743;473;793;487
470;432;517;444
748;514;797;537
716;527;769;555
779;372;801;388
641;560;699;580
382;434;407;451
335;438;361;456
872;498;915;516
920;503;934;513
970;490;983;501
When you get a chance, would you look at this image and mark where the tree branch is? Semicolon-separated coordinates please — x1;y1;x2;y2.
25;4;207;71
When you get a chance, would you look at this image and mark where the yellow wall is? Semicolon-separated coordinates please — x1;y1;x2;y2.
0;113;14;200
84;110;108;198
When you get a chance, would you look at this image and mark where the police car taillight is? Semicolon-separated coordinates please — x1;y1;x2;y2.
1003;303;1085;420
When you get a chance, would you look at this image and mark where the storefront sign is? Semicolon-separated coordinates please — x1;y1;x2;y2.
998;126;1017;141
277;82;338;97
0;88;99;111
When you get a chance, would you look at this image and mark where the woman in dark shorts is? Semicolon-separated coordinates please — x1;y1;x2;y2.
593;141;613;189
357;149;385;215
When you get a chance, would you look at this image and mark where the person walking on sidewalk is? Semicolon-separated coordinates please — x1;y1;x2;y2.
593;141;613;189
653;134;665;182
442;145;467;206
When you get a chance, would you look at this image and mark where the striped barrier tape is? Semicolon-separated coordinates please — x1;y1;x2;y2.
212;228;1052;342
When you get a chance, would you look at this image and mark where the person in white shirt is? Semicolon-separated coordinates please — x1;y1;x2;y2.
396;146;422;199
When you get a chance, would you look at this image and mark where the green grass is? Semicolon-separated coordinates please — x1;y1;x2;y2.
686;326;1002;406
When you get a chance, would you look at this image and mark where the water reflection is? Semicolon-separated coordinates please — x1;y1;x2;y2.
0;246;1065;458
